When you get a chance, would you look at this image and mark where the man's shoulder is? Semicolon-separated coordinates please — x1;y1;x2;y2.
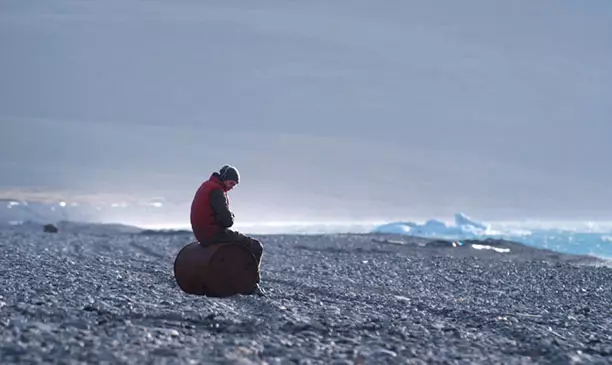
200;177;223;189
193;180;221;201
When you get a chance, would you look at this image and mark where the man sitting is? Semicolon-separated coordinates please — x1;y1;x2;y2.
190;165;265;296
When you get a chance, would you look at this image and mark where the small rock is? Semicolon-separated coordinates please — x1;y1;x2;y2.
163;329;180;337
331;360;353;365
395;295;411;303
151;348;177;357
66;320;90;330
298;330;320;338
2;347;27;357
31;322;53;332
225;357;258;365
43;224;59;233
373;349;397;357
507;316;519;324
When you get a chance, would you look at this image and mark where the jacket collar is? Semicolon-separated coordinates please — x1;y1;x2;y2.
209;173;229;192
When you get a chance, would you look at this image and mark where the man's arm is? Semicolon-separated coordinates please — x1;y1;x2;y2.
209;189;234;228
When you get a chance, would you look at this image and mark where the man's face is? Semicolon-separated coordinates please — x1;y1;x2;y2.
224;180;238;191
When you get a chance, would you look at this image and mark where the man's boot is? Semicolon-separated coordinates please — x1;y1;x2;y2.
251;283;266;297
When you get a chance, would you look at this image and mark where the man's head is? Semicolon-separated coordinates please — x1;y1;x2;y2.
218;165;240;191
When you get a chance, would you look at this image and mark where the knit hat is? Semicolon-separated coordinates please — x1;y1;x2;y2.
219;165;240;183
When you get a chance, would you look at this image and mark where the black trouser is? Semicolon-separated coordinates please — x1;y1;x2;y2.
200;229;264;282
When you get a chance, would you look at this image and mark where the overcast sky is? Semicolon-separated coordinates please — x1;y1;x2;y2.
1;0;611;224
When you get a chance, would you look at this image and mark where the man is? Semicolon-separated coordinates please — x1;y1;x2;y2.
190;165;265;296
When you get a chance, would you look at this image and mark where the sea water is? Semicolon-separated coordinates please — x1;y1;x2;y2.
236;219;612;260
370;218;612;260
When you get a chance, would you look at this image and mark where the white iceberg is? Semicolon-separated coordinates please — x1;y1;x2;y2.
372;213;492;238
454;212;489;231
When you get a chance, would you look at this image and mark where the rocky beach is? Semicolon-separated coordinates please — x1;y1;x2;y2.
1;229;611;364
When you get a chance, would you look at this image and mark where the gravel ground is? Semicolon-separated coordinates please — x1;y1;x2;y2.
1;230;611;364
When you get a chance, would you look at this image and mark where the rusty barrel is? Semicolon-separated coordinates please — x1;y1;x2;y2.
173;241;258;297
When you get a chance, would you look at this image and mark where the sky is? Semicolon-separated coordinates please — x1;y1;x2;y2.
1;0;611;226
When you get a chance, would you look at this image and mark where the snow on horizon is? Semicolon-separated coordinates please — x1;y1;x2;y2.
3;197;612;259
1;0;611;223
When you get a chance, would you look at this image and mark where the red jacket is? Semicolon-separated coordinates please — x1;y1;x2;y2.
190;173;233;242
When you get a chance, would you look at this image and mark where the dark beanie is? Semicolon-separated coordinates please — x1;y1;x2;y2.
219;165;240;182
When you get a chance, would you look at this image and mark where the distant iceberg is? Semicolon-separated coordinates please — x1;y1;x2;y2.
372;213;492;237
454;212;489;231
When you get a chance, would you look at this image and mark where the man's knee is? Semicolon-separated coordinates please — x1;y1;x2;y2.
217;229;262;258
248;238;263;257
